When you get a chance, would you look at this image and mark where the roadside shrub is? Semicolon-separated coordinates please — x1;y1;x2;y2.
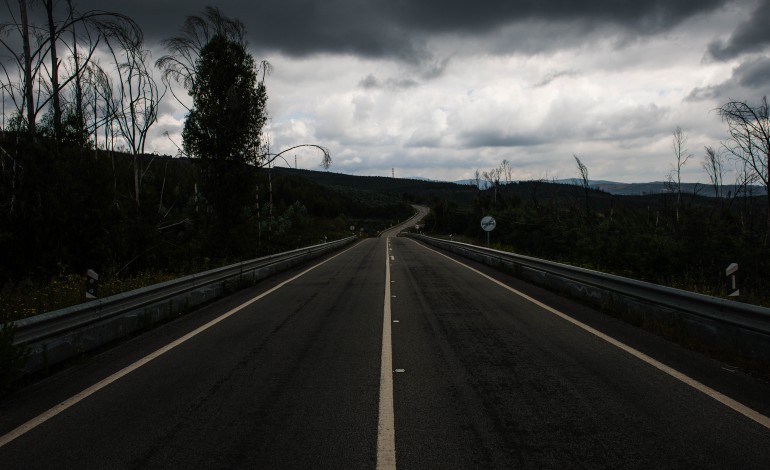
0;322;29;392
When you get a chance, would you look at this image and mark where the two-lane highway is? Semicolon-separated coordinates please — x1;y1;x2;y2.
1;206;769;468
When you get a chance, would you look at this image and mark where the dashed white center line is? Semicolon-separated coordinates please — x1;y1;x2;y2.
377;238;397;469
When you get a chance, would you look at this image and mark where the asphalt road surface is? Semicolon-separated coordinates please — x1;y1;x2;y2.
2;208;769;469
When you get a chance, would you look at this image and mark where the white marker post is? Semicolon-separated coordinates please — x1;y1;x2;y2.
480;215;496;247
85;269;99;299
726;263;739;297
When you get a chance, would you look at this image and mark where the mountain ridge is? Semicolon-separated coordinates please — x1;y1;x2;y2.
451;178;767;197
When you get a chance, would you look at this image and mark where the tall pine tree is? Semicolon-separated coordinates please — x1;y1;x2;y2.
183;34;267;234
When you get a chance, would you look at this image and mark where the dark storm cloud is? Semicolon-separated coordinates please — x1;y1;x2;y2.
80;0;728;60
532;70;580;88
359;74;380;89
388;0;724;35
358;74;419;90
686;55;770;102
735;56;770;88
357;55;450;90
459;130;547;149
707;0;770;60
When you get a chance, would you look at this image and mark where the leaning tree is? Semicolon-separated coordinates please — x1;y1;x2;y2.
718;97;770;233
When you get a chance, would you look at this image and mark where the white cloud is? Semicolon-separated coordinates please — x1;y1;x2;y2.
309;10;754;182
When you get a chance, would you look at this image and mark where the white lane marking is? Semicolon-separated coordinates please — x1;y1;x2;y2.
377;239;397;470
416;241;770;431
0;244;360;449
394;369;405;373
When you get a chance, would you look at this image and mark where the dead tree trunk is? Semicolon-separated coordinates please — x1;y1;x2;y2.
19;0;35;136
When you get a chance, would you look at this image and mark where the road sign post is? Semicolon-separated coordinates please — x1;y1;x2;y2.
480;215;496;247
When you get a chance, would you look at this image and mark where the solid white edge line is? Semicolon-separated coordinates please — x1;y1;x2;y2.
376;238;397;470
0;243;359;449
413;239;770;431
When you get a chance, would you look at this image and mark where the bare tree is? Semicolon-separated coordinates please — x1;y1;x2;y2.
0;2;35;128
20;0;34;135
43;0;62;140
668;126;692;222
87;62;118;152
501;159;513;185
0;1;37;131
703;145;725;199
482;167;501;203
1;85;7;129
104;31;165;206
155;6;247;110
718;97;770;232
473;169;481;191
61;2;142;145
573;154;590;216
0;143;22;216
78;60;108;150
0;0;141;141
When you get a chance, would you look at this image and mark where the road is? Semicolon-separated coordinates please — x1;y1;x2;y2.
1;206;769;469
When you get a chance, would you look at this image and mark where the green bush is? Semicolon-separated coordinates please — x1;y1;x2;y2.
0;322;29;392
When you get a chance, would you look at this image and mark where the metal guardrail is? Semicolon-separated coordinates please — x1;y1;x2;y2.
8;237;356;373
410;233;770;372
407;234;770;341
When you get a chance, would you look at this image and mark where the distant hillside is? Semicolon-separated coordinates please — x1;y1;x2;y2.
274;168;478;208
277;168;473;192
455;178;767;197
565;179;767;197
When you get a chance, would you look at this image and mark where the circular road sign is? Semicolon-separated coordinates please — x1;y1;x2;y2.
480;216;496;232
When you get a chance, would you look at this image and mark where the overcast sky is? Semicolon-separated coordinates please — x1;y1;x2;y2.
65;1;770;182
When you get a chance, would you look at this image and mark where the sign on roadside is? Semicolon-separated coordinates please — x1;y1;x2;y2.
480;215;496;247
480;216;496;232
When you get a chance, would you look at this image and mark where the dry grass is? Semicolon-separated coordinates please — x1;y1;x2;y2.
1;271;178;324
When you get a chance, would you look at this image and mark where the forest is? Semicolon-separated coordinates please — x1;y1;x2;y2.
0;135;414;324
423;176;770;308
